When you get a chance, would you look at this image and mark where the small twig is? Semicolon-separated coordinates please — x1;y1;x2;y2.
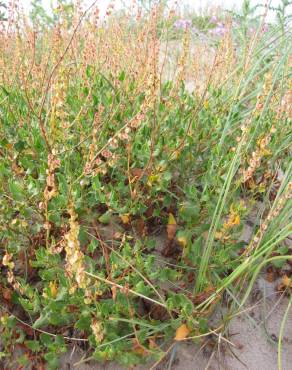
84;270;167;309
149;342;175;370
73;332;136;366
204;348;216;370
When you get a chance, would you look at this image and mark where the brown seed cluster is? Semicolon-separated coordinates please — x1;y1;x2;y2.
2;252;23;293
51;68;69;134
64;204;90;293
91;318;104;344
255;70;273;112
241;126;275;183
44;151;61;202
176;29;190;87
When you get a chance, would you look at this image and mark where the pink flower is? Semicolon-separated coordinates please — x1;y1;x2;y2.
210;23;227;37
174;19;192;30
262;23;269;32
210;15;217;23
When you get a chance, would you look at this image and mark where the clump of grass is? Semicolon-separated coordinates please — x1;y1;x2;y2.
0;0;291;368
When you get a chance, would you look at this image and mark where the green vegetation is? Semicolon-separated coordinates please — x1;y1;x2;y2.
0;0;291;368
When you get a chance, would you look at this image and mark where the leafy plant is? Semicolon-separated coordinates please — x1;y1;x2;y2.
0;0;291;368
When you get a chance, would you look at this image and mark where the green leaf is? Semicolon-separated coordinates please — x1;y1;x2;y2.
179;202;200;223
6;316;17;328
40;333;53;346
86;65;93;78
0;85;9;96
8;180;24;201
18;354;30;366
135;281;151;295
44;352;60;370
272;259;286;269
118;70;125;81
33;312;50;329
25;340;41;352
87;238;99;253
75;315;91;331
198;318;208;333
14;140;26;152
99;211;111;224
54;335;65;348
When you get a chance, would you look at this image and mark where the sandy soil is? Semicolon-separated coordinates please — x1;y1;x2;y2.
60;276;292;369
58;215;292;370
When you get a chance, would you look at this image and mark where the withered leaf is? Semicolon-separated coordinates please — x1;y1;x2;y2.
175;324;190;341
167;213;177;240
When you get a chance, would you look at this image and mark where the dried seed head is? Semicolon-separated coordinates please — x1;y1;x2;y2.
64;205;90;290
101;149;112;158
91;319;104;343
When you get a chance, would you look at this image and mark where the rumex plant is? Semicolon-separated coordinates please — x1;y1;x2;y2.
0;0;291;368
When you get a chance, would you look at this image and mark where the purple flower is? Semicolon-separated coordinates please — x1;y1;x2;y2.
210;15;217;23
210;23;227;37
174;19;192;31
262;23;269;32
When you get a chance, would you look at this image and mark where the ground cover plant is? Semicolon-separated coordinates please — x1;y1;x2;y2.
0;0;291;368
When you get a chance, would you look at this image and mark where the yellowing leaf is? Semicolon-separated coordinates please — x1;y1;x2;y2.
132;338;148;356
263;149;272;156
282;275;292;288
133;346;147;356
120;214;130;224
148;338;158;349
171;150;180;160
177;231;188;248
147;174;159;187
233;214;240;225
5;143;13;150
177;235;187;248
215;231;230;241
175;324;190;341
215;231;223;240
12;161;24;175
49;281;58;298
167;213;177;240
223;212;240;229
168;213;177;225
